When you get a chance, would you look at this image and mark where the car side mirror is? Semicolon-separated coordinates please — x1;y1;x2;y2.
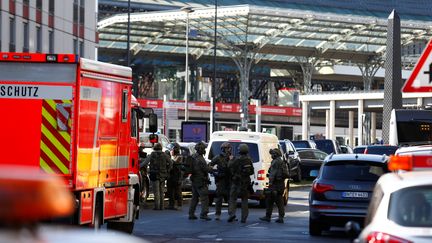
148;113;158;133
309;170;318;178
345;221;361;240
149;134;158;144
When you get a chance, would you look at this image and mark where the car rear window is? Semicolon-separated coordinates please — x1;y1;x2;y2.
315;140;336;154
366;146;398;156
353;147;366;154
388;186;432;227
321;161;387;181
298;150;315;159
292;141;310;149
208;142;260;163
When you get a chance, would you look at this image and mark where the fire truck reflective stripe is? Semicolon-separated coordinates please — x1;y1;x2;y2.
40;158;55;173
40;148;64;174
40;140;69;174
41;124;70;160
99;156;130;170
39;99;72;174
42;104;71;146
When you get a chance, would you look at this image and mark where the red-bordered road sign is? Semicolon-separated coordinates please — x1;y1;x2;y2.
402;40;432;92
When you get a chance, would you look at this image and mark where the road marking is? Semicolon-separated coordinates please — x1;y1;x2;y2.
207;210;228;216
289;201;309;206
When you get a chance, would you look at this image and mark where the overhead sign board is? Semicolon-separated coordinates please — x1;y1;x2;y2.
402;40;432;93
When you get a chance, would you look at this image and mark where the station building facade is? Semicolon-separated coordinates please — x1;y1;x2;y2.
97;1;432;144
0;0;98;59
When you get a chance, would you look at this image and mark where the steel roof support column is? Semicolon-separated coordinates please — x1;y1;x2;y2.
297;57;317;94
302;101;309;140
358;57;381;146
358;58;381;91
232;51;255;129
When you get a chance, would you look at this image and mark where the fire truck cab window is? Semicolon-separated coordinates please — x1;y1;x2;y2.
131;109;138;138
121;89;128;122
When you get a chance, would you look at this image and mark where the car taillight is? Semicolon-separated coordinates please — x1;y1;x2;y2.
364;148;368;154
257;170;266;180
311;205;336;209
312;183;334;194
366;232;412;243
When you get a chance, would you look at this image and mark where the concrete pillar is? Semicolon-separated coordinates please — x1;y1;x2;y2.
255;99;261;133
325;110;330;139
417;97;423;108
302;101;309;140
371;112;377;144
358;99;364;146
349;111;354;147
329;100;336;140
382;10;402;144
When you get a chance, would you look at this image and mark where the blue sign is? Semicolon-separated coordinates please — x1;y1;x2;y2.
181;121;208;142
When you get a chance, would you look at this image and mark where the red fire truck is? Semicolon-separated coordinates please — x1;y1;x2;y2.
0;53;148;233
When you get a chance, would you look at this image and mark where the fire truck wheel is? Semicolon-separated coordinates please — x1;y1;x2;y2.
92;199;103;230
107;204;137;234
140;179;149;205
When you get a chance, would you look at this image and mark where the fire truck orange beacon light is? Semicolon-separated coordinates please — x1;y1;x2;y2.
388;155;413;171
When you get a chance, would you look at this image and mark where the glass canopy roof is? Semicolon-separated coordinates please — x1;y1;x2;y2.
98;4;432;69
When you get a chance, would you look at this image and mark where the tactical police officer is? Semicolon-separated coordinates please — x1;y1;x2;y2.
227;144;254;223
188;142;212;221
260;148;288;223
148;143;172;210
209;142;233;220
167;143;184;210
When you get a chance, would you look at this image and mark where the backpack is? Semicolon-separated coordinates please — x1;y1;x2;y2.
280;160;290;179
182;155;195;174
240;157;254;176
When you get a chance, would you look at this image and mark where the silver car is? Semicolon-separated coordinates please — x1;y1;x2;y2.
356;171;432;243
354;146;432;243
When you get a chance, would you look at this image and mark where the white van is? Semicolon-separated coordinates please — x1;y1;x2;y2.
205;131;289;206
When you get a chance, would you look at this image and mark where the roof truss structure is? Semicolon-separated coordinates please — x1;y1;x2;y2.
98;4;432;69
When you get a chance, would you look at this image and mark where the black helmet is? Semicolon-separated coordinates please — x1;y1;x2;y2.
172;143;181;155
220;142;232;153
269;148;282;157
238;144;249;154
153;143;162;151
195;142;207;155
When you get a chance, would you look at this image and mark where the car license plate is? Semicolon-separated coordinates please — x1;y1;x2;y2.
342;192;368;198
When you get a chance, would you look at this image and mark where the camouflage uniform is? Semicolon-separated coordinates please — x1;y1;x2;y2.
227;144;254;223
188;142;211;220
167;144;183;209
148;143;171;210
209;142;232;219
260;148;287;223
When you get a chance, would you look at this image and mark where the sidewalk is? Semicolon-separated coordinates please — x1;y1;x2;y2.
290;179;313;188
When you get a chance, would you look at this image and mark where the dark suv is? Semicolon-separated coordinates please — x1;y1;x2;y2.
314;139;342;154
279;140;302;182
308;154;389;236
364;145;398;156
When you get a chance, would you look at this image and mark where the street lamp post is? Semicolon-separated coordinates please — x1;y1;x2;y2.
210;0;217;134
181;7;194;122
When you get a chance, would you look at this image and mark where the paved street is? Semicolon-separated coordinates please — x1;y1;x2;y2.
132;186;349;242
